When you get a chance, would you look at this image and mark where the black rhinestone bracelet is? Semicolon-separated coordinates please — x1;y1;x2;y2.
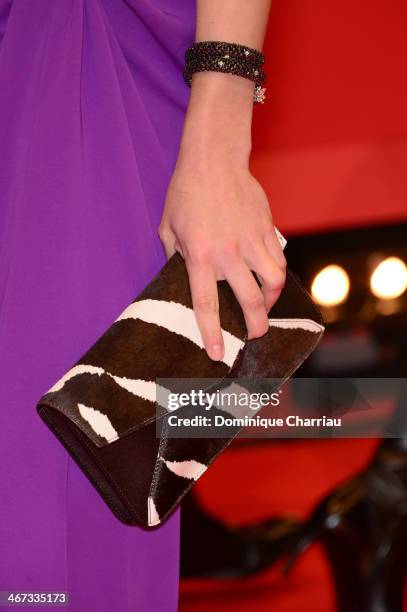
185;41;265;66
184;40;267;104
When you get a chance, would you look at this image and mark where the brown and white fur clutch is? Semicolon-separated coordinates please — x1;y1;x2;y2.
37;235;324;528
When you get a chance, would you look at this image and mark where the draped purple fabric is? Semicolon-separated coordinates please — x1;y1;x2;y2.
0;1;195;609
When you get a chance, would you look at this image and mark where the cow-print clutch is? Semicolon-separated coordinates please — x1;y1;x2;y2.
37;240;324;528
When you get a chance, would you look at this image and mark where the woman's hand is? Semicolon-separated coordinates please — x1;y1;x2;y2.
158;72;286;361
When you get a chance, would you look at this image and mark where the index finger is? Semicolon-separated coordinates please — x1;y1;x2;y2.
186;261;225;361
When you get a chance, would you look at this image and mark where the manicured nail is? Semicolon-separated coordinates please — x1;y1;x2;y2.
209;344;223;361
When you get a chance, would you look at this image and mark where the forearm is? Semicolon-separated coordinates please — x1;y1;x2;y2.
195;0;271;49
179;0;272;164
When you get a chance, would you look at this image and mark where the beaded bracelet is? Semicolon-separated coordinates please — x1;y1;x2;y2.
184;41;267;104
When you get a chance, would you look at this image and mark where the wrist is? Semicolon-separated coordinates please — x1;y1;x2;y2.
179;71;253;163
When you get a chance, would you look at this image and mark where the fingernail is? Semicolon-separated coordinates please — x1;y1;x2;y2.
209;344;223;361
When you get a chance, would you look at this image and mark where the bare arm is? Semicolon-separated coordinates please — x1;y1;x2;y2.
195;0;271;48
159;0;286;361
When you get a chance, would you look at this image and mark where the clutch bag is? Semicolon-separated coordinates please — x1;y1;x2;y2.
37;240;324;528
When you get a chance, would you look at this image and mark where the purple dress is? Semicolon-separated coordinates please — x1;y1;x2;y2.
0;1;195;609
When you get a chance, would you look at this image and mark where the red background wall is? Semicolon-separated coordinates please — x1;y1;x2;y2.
251;0;407;235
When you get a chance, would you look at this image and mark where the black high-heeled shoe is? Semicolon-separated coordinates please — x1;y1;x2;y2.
181;491;301;579
285;443;407;612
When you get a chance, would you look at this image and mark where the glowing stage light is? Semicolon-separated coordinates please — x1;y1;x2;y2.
311;264;350;307
370;256;407;300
